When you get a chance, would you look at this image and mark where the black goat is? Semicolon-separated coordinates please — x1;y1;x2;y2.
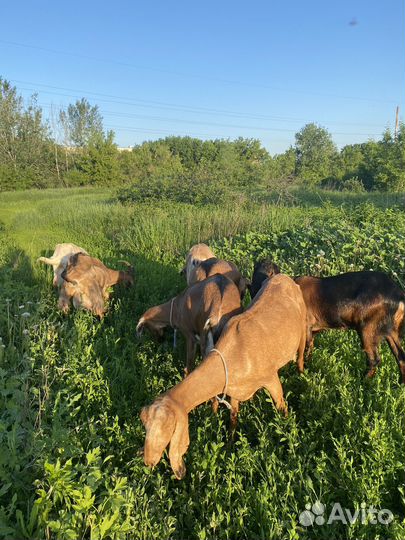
250;260;405;383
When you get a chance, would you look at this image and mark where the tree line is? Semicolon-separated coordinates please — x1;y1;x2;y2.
1;77;404;195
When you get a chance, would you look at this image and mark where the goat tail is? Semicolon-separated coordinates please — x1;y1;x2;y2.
37;256;56;266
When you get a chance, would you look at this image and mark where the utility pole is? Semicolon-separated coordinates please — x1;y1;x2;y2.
395;106;399;138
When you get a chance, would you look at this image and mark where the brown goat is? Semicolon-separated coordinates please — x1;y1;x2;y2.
188;257;248;299
140;274;307;479
136;274;243;374
60;253;134;317
250;261;405;382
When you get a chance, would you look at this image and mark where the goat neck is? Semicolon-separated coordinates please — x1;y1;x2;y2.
167;350;226;413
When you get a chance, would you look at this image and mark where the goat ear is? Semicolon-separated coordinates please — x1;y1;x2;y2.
168;405;189;480
136;320;144;337
238;277;249;300
87;281;105;317
140;406;150;426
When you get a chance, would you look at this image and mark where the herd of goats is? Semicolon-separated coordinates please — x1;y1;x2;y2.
39;241;405;479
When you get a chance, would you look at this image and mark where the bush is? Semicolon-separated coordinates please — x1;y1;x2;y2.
341;176;366;193
117;175;234;206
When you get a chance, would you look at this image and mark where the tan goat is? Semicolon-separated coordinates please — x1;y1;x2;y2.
181;243;215;284
181;243;248;299
136;274;243;375
60;253;134;317
38;242;88;287
140;274;307;479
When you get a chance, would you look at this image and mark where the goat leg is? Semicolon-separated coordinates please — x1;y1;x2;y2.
229;398;240;440
386;335;405;384
184;337;197;377
265;374;288;417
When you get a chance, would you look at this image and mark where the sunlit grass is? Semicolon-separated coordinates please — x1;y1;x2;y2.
0;186;404;539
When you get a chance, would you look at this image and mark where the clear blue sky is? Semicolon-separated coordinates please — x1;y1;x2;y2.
1;0;404;154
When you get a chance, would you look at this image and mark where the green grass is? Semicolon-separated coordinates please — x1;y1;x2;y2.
0;187;404;539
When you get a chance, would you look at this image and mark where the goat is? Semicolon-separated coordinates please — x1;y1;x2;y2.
181;243;215;284
188;257;248;300
38;243;88;287
249;259;280;299
60;253;134;317
181;243;248;298
250;260;405;382
136;274;243;375
140;274;307;479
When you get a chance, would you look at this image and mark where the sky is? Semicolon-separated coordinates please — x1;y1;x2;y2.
0;0;404;155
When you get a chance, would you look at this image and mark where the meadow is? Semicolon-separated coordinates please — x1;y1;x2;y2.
0;187;404;539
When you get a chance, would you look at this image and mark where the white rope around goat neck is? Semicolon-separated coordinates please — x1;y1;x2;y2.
211;348;232;410
170;298;177;348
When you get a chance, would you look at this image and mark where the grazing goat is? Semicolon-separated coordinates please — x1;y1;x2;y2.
250;260;405;382
140;274;307;479
181;243;215;284
136;274;243;374
181;243;248;298
38;243;88;287
60;253;134;317
188;257;248;300
248;259;280;299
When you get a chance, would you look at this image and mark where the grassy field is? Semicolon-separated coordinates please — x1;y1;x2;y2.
0;187;405;539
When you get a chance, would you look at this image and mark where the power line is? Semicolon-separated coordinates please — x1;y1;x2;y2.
1;39;398;104
11;79;383;135
10;78;386;127
38;103;381;138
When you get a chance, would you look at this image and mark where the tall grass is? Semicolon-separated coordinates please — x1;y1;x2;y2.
0;187;404;539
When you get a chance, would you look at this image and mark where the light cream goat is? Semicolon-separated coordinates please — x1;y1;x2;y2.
38;242;88;287
181;243;215;284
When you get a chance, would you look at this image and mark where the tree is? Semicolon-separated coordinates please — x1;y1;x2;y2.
78;131;120;185
0;78;55;190
295;123;338;185
372;126;405;191
59;98;103;148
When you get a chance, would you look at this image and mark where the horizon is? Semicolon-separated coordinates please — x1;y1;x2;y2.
1;0;403;154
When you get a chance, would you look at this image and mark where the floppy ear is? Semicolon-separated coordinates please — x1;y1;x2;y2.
84;280;105;317
140;406;149;426
238;276;249;300
136;319;145;337
141;401;177;469
168;404;190;480
193;264;207;282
